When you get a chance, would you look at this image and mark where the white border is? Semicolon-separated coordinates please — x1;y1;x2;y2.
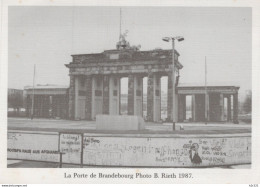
1;0;260;184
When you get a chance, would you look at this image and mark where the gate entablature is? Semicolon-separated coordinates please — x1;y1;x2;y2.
65;49;183;76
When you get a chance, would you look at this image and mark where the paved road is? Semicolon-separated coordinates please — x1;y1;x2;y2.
8;117;251;134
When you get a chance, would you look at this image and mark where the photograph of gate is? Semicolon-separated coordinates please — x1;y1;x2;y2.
7;6;251;169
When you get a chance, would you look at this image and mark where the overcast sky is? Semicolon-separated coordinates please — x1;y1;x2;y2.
8;6;251;97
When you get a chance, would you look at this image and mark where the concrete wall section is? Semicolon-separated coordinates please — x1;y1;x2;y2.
83;135;251;167
8;132;60;162
8;131;251;167
59;133;82;164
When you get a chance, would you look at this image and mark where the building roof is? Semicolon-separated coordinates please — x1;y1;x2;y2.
70;49;181;65
178;82;240;88
24;84;68;90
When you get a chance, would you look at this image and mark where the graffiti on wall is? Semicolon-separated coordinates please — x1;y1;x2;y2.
83;136;251;167
59;133;82;164
7;132;251;167
8;132;60;162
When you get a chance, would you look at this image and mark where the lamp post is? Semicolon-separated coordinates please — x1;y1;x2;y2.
205;56;208;125
162;36;184;131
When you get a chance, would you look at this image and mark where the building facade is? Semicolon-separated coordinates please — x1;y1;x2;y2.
65;48;182;122
65;48;239;123
24;85;68;119
177;85;239;123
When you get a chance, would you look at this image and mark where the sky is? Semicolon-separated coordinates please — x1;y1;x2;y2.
8;6;252;98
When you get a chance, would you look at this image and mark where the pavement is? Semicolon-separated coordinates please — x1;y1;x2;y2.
8;117;251;135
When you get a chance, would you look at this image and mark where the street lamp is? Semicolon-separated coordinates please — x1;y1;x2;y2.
162;36;184;131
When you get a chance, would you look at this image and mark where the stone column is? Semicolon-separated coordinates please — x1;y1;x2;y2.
227;95;231;121
128;74;143;116
153;74;161;122
128;74;135;115
233;93;239;124
109;76;120;115
68;75;75;119
103;75;110;114
85;75;92;120
135;75;143;116
167;72;173;121
175;94;178;122
74;76;79;119
178;95;185;122
147;72;154;122
192;94;196;122
220;93;224;121
91;76;104;119
91;76;96;119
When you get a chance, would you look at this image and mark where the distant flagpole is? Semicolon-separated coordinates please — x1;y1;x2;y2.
205;56;207;125
31;64;36;120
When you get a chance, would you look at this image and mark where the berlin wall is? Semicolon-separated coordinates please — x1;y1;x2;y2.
8;131;251;167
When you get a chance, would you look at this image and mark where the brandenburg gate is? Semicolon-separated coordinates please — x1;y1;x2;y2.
65;38;239;124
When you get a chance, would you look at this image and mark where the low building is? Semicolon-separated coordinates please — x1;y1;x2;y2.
24;84;69;119
177;83;239;123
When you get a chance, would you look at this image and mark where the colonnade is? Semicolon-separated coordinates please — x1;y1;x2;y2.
69;73;174;122
69;74;239;124
177;93;238;123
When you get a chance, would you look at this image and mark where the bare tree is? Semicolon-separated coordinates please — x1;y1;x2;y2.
8;89;24;116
